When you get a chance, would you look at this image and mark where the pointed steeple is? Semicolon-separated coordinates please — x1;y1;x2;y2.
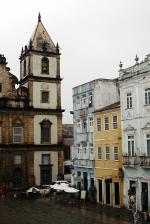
38;12;41;22
30;14;57;53
56;42;59;53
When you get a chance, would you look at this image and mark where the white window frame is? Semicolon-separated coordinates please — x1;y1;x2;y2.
96;117;101;131
113;115;118;130
127;93;132;109
97;146;102;160
13;127;23;143
76;96;80;106
128;135;134;156
113;145;119;161
105;145;110;160
42;154;50;165
14;155;22;165
90;143;93;154
88;92;93;107
145;88;150;105
146;134;150;156
82;94;86;105
89;117;93;127
104;117;109;130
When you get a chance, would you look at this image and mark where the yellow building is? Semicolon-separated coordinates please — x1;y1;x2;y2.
94;101;124;207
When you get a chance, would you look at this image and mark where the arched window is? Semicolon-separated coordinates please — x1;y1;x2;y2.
40;119;52;143
23;59;26;76
41;57;49;74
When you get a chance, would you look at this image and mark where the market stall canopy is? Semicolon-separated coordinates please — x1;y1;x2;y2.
64;187;79;193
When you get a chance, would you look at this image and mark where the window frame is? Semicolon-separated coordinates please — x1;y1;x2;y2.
82;94;86;105
127;92;132;109
145;88;150;105
146;134;150;156
88;92;93;107
41;91;49;103
13;127;23;143
42;154;50;165
14;155;22;165
113;115;118;130
104;117;109;130
89;117;93;127
97;146;102;160
105;145;110;160
113;145;119;161
128;135;134;156
41;57;49;74
40;120;52;144
96;117;101;131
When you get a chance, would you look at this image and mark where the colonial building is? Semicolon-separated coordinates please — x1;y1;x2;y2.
0;14;64;189
119;54;150;212
94;102;124;207
62;124;73;182
72;79;119;190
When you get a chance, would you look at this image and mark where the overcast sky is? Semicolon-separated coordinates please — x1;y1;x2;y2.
0;0;150;123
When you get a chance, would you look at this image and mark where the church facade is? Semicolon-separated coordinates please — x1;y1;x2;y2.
0;14;64;189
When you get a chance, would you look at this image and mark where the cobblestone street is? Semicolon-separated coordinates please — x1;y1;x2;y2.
0;197;131;224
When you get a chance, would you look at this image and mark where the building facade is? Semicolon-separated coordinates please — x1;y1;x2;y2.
94;102;124;207
0;14;64;189
63;124;73;182
72;79;119;191
119;54;150;211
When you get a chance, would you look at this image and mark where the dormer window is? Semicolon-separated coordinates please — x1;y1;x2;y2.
41;57;49;74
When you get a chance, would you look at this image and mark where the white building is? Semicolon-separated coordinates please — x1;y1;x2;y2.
119;54;150;212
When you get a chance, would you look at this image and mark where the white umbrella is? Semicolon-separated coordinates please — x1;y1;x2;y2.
51;183;69;191
64;187;79;193
26;187;40;194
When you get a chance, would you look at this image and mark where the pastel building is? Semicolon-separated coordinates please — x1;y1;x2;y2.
94;102;124;207
72;79;119;190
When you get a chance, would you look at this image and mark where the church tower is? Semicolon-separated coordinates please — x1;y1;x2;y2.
19;13;64;185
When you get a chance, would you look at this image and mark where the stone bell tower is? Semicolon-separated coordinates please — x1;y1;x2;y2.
19;13;64;184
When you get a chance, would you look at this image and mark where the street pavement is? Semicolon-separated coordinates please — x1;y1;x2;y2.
0;197;132;224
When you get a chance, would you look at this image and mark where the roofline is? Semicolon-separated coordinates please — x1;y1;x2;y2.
72;77;118;90
94;101;120;113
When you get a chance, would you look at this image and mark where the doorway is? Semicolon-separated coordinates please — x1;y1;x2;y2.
141;182;148;211
83;172;88;191
13;168;23;188
105;181;110;205
40;165;52;185
98;179;102;203
114;182;120;206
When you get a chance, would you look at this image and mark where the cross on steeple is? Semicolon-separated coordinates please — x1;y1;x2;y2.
38;12;41;22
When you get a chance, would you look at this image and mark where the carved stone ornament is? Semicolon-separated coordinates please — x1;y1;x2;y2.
41;83;49;90
143;122;150;130
124;124;135;132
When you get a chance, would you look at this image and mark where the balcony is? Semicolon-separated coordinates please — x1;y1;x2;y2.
123;155;138;167
139;156;150;168
79;133;87;142
123;155;150;168
73;159;95;169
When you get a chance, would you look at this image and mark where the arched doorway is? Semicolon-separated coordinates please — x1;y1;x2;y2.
13;168;23;189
